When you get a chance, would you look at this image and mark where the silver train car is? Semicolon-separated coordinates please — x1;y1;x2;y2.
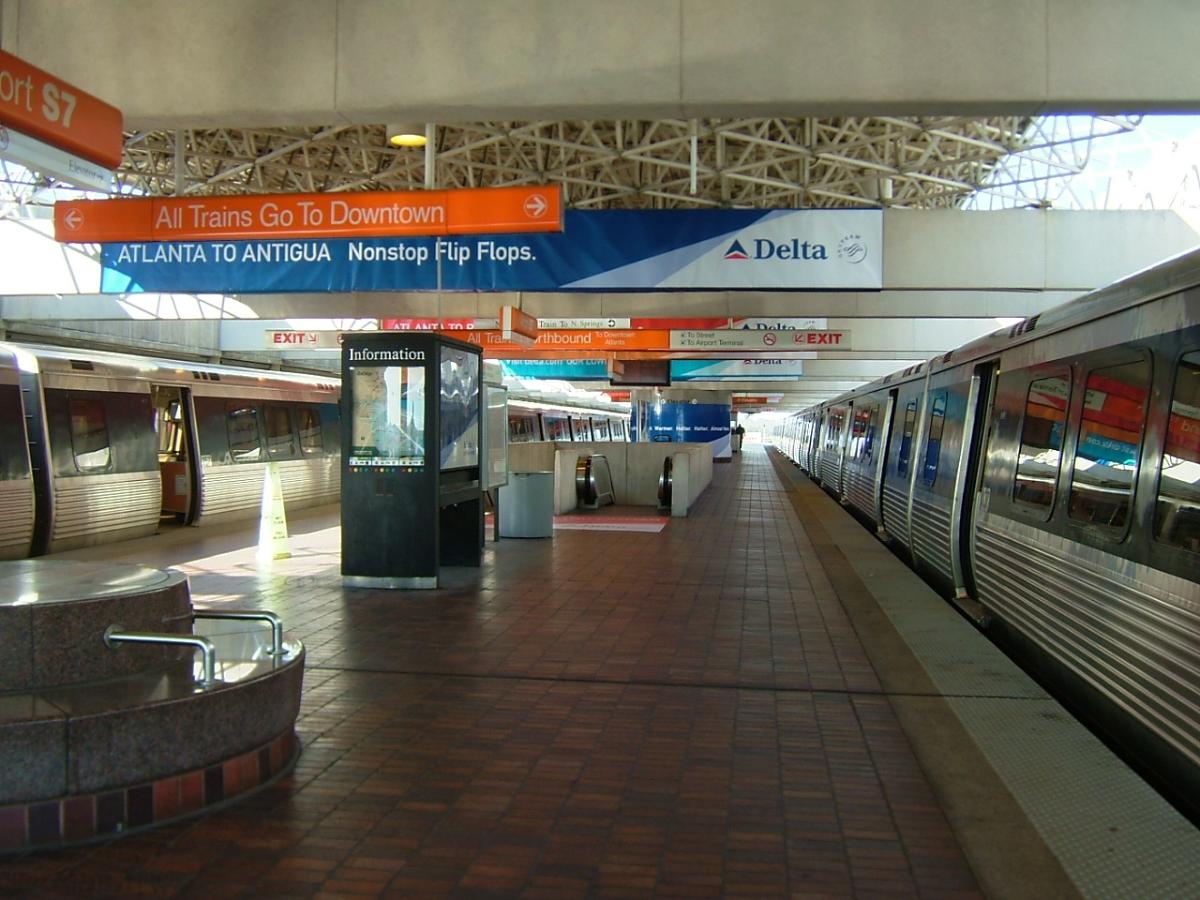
0;343;340;558
778;248;1200;814
507;393;629;443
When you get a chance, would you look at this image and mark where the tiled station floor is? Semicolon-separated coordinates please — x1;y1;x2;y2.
9;444;1194;898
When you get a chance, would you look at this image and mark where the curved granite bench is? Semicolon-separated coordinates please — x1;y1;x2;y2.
0;560;304;852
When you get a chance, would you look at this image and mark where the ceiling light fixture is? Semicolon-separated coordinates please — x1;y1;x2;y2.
386;122;427;148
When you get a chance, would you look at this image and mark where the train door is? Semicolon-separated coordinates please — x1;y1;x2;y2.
20;370;54;556
871;393;896;534
152;385;201;524
953;360;998;619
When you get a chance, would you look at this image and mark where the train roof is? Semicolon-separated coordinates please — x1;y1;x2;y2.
930;244;1200;374
508;387;630;418
0;342;340;392
792;245;1200;417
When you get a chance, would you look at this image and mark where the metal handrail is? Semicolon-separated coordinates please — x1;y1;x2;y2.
658;455;673;510
193;609;285;658
103;625;218;687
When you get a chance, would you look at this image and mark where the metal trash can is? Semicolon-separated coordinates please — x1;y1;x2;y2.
499;471;555;538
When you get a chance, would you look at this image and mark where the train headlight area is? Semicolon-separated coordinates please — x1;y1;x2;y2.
2;249;1198;889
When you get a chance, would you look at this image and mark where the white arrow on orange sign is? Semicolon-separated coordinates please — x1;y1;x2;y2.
524;194;548;218
63;208;83;230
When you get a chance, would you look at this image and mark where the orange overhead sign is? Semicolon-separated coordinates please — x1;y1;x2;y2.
451;329;669;356
733;396;775;406
499;306;539;346
451;327;847;359
54;184;563;243
0;50;123;169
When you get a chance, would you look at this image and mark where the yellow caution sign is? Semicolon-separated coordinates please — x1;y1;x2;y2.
257;462;291;561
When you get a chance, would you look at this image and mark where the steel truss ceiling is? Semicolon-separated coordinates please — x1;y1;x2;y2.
97;115;1138;210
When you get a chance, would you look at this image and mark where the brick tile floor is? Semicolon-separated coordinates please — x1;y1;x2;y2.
9;446;982;898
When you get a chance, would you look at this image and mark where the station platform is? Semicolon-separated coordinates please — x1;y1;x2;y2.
7;444;1198;897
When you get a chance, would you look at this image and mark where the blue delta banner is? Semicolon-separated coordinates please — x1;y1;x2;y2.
99;209;882;294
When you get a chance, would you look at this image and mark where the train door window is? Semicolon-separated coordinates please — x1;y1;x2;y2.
864;406;880;462
298;407;324;455
69;397;111;471
594;419;610;440
825;408;845;450
1013;373;1070;512
265;405;296;459
509;415;534;442
1067;357;1151;532
849;406;874;459
922;391;947;485
226;404;262;462
897;399;918;475
1154;351;1200;553
156;398;185;460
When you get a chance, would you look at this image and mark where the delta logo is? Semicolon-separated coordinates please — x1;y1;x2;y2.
722;236;829;261
723;239;750;260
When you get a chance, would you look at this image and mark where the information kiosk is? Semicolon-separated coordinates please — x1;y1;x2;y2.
341;333;483;588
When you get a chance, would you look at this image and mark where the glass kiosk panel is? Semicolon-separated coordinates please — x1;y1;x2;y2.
349;366;426;469
439;345;480;471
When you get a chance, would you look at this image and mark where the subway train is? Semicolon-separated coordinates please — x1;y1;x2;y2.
0;341;633;560
507;394;629;444
0;342;341;559
774;247;1200;814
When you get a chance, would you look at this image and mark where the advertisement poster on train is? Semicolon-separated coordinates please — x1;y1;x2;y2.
98;209;882;294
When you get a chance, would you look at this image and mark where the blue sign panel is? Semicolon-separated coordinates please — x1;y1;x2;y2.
100;209;882;293
670;359;805;381
631;401;732;458
500;359;609;381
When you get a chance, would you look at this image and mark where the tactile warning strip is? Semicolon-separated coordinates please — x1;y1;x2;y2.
950;697;1199;898
786;462;1200;898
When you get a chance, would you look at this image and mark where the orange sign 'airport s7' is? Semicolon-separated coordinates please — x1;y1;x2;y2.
0;50;124;169
54;185;563;243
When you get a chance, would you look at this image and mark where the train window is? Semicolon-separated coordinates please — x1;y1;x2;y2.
897;399;918;475
594;419;611;440
508;415;535;441
922;392;947;486
298;407;323;455
265;405;296;459
226;404;262;462
545;416;570;441
849;406;875;460
1067;357;1151;532
824;407;845;450
1013;374;1070;511
156;401;186;459
1154;351;1200;553
69;397;111;471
